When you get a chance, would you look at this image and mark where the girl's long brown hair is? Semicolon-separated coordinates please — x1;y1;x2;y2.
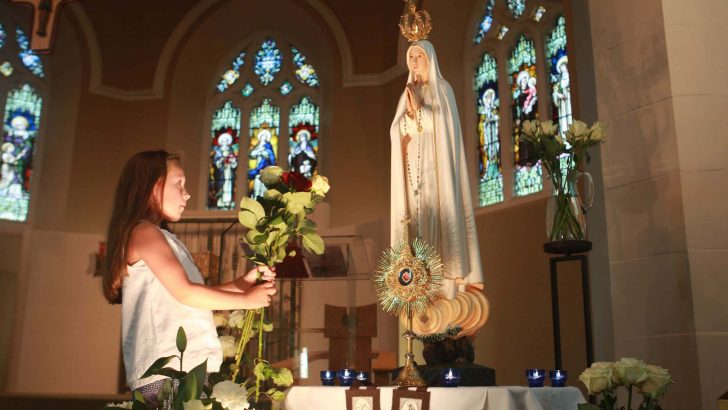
102;150;180;304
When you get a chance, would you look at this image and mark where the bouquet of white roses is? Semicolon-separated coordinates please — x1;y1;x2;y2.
578;357;673;410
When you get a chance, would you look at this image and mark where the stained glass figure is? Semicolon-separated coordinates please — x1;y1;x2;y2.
288;96;319;178
254;39;282;86
280;81;293;96
0;24;6;49
507;0;527;19
291;46;319;87
241;82;254;97
208;101;241;210
547;15;573;176
216;51;245;92
474;0;495;44
15;27;44;78
533;6;547;22
508;34;542;196
0;62;12;77
497;26;510;40
248;99;280;198
474;53;503;206
0;84;42;221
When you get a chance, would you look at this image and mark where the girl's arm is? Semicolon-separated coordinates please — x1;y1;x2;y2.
215;265;276;293
129;223;276;310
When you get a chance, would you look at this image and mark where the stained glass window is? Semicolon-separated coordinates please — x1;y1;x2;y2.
0;24;6;49
254;39;282;86
507;0;527;19
474;53;503;206
216;51;245;92
241;82;254;97
0;84;43;221
0;62;12;77
508;34;542;197
291;47;319;88
474;0;495;44
280;81;293;96
15;27;44;78
248;99;280;198
547;15;573;176
208;101;241;210
288;97;319;178
497;26;510;40
533;6;546;22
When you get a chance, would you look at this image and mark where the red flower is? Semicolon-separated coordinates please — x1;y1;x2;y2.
281;171;312;192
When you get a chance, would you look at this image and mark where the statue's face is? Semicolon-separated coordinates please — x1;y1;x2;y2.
407;46;429;80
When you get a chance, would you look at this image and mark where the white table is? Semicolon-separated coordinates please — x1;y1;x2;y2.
284;386;586;410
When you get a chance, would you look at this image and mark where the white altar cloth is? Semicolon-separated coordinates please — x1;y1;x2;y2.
283;386;586;410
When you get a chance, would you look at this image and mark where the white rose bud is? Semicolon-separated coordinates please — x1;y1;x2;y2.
590;122;607;142
310;175;330;196
260;166;283;186
522;120;536;136
578;362;614;395
569;120;588;138
540;120;557;136
614;357;649;386
228;310;245;328
213;312;228;328
639;364;672;399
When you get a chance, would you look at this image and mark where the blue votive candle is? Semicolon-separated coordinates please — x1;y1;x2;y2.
338;368;355;387
526;368;545;387
441;367;461;387
549;369;567;387
320;370;335;386
356;371;370;384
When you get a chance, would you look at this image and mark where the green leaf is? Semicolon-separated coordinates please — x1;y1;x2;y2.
262;322;274;332
131;401;148;410
288;250;296;257
154;367;185;379
182;372;197;402
301;231;325;255
254;361;272;381
238;210;259;230
270;390;286;402
240;196;265;219
188;359;207;398
577;404;600;410
176;327;187;354
271;367;294;387
140;355;178;379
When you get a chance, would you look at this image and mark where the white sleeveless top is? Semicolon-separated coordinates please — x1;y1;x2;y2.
122;227;223;390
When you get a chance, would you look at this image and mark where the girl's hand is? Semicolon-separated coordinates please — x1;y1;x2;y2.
246;281;277;308
243;265;276;285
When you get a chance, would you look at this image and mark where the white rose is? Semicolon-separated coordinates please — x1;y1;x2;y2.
568;120;588;138
540;120;557;136
219;335;237;359
614;357;649;386
184;399;211;410
578;362;614;395
589;122;607;142
639;364;672;399
522;120;537;136
213;312;228;328
260;166;283;186
228;310;246;328
310;175;330;196
211;380;249;410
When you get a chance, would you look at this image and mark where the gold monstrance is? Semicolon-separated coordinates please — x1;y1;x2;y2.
374;217;442;386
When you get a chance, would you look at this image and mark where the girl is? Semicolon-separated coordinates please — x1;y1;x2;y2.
102;150;277;405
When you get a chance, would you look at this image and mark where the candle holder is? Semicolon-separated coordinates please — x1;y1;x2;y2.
549;369;567;387
526;368;545;387
320;370;335;386
356;371;370;385
441;367;461;387
338;368;355;387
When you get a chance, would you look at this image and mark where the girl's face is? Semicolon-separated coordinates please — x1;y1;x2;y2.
158;162;190;222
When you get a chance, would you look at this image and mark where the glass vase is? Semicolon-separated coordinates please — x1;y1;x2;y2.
545;171;594;241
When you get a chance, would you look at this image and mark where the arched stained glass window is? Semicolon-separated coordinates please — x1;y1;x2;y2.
248;99;280;198
472;1;571;207
208;101;241;210
507;0;527;19
288;96;319;178
0;84;42;221
254;39;282;86
509;34;542;197
208;37;321;208
216;51;245;92
15;27;44;78
474;0;495;44
474;53;503;206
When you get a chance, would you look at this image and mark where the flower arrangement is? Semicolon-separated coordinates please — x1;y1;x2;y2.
521;119;605;241
578;357;673;410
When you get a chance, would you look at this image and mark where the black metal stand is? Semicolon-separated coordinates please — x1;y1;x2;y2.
544;240;594;370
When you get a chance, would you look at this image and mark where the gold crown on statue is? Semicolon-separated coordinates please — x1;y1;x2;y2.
399;0;432;42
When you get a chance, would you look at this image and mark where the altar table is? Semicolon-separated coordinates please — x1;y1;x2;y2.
284;385;586;410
